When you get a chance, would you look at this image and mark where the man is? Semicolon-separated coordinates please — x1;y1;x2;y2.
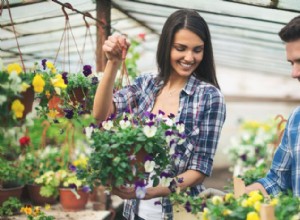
245;15;300;196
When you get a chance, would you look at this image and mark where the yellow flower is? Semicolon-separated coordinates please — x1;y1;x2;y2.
73;155;88;168
241;199;250;207
212;195;223;205
248;190;263;205
223;209;232;216
20;206;33;215
225;193;234;202
11;99;24;118
246;211;260;220
270;198;278;206
51;74;67;89
7;63;22;75
45;90;51;99
254;201;261;212
32;74;45;93
21;82;30;92
47;109;59;118
45;204;51;210
46;61;57;73
202;207;210;220
33;206;41;216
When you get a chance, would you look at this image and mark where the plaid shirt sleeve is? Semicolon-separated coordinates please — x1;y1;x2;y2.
187;86;226;176
257;107;300;196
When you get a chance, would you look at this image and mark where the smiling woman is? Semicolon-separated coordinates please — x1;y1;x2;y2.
92;8;226;220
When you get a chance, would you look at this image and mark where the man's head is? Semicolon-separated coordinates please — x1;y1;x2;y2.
279;16;300;80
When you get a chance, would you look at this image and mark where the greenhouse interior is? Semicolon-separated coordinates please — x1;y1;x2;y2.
1;0;300;219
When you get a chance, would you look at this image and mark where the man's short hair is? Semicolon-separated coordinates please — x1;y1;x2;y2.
279;15;300;42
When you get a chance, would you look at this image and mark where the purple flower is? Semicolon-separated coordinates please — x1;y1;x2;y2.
240;154;247;162
160;171;171;178
62;72;68;84
64;109;74;119
82;185;91;193
177;177;184;183
134;180;146;189
69;183;77;189
69;164;77;172
168;113;175;119
184;201;192;212
83;65;92;77
42;59;47;70
91;76;98;85
144;155;153;161
165;130;174;136
146;121;155;127
154;200;161;205
158;110;165;116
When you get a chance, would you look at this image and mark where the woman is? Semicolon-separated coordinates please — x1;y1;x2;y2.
93;9;226;220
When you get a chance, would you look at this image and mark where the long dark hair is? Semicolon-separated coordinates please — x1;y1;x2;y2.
156;9;220;89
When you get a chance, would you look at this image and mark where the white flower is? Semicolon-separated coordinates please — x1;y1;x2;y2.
144;160;155;173
143;125;157;137
160;176;173;187
164;118;173;127
54;87;61;95
85;126;94;139
102;120;114;130
135;186;146;199
169;145;175;155
0;95;7;106
9;72;22;93
119;119;131;129
176;123;185;133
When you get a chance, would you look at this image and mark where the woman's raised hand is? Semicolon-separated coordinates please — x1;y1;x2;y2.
102;34;130;62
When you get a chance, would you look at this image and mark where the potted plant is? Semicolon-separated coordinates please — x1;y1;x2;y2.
58;167;90;211
170;187;300;220
78;110;185;197
31;59;67;120
0;197;22;217
0;61;35;126
60;64;99;120
0;157;25;206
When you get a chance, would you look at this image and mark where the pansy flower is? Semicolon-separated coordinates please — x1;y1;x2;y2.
143;121;157;137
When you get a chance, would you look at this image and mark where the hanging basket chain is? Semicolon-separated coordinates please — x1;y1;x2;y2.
3;0;26;72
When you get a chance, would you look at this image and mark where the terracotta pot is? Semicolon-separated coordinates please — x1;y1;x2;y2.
48;95;64;117
128;147;147;182
0;185;24;206
20;86;35;120
59;188;89;211
27;184;57;205
70;87;88;109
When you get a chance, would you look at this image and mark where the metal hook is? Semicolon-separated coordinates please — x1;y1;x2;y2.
61;2;73;20
83;12;93;28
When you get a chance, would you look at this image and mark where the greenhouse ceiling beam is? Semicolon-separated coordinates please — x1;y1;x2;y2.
111;1;159;36
223;0;300;13
1;0;46;8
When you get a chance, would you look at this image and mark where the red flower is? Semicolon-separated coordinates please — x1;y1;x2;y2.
137;33;146;41
19;136;30;147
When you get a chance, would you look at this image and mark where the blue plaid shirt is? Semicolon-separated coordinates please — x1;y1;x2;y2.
113;73;226;219
257;106;300;196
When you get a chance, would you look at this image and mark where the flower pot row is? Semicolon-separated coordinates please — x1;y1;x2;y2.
0;184;89;211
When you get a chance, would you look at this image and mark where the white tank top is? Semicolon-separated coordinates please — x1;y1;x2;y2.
137;174;162;220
